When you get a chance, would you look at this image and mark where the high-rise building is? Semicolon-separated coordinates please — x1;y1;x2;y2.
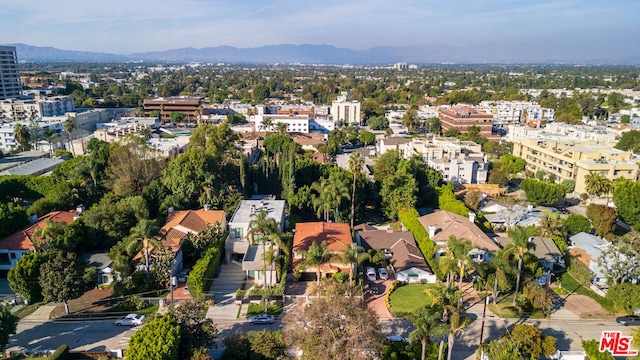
0;46;22;100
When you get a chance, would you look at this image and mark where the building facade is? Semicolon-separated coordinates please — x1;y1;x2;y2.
438;106;494;137
143;96;203;122
0;46;22;100
512;138;639;194
331;93;361;125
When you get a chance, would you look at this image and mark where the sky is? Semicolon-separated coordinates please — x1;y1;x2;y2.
1;0;639;54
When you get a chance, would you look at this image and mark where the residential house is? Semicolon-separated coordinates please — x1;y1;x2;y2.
225;197;286;285
81;252;117;285
0;209;79;270
568;232;611;288
292;222;353;281
357;229;436;283
418;210;500;262
376;137;411;156
135;207;226;275
495;236;564;271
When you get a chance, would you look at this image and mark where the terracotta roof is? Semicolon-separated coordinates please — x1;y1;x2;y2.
418;210;499;251
293;222;352;253
358;229;432;273
0;210;78;251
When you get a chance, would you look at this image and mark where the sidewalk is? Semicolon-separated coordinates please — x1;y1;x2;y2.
20;303;57;323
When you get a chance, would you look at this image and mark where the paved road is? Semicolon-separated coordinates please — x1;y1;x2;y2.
8;319;135;354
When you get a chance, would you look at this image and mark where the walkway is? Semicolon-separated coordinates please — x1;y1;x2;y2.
20;303;57;323
206;261;249;321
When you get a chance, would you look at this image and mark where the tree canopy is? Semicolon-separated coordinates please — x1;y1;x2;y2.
520;178;566;205
128;314;181;360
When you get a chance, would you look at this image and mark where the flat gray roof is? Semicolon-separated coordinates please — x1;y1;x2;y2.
229;198;286;224
0;157;65;176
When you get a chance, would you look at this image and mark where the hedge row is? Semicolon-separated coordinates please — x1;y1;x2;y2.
186;234;226;297
398;208;436;269
565;253;594;288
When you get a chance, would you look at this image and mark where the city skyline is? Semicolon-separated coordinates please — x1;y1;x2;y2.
1;0;639;56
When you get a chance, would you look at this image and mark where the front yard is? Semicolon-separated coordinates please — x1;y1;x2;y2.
387;284;435;317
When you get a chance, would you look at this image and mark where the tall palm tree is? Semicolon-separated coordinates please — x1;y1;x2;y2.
341;243;369;292
539;215;565;239
64;118;76;155
312;178;333;222
261;244;278;288
584;172;613;201
409;306;448;360
444;309;471;360
425;283;463;360
348;152;364;229
298;241;332;284
447;236;475;292
505;225;536;305
275;122;288;135
327;171;350;222
247;208;279;286
13;123;31;151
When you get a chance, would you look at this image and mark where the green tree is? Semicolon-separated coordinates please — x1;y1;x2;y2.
584;172;612;200
367;115;389;130
520;178;566;205
39;252;85;314
63;118;76;155
424;117;441;134
464;190;482;211
488;171;508;186
380;162;417;220
498;154;526;179
402;108;420;133
349;152;364;229
444;308;471;360
169;111;185;124
8;252;51;303
582;339;615;360
263;134;293;155
505;226;537;305
510;323;556;359
0;202;29;239
247;208;280;286
0;306;17;353
443;128;460;137
409;306;448;360
341;244;370;292
246;330;287;359
612;179;640;229
358;130;376;145
170;300;217;359
373;150;400;185
586;204;616;238
562;214;591;235
297;241;332;284
13;123;31;151
561;179;575;193
105;137;164;197
128;314;181;360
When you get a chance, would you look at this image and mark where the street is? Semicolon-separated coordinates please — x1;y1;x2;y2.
8;320;135;355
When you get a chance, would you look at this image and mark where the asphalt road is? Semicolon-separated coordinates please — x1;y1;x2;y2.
8;319;136;355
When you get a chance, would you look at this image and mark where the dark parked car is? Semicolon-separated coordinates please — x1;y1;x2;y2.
617;315;640;326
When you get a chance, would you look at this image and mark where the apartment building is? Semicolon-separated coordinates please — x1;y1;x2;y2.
512;138;639;194
0;95;74;120
331;92;361;125
438;106;496;138
0;46;22;100
506;123;619;145
478;100;554;125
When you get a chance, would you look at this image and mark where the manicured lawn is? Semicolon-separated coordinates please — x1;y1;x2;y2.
246;303;284;317
136;304;159;315
16;303;41;319
558;273;614;312
388;284;435;317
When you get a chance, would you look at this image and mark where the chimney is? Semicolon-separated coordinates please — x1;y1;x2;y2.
468;212;476;223
168;206;175;213
76;204;84;213
428;224;437;239
203;204;210;211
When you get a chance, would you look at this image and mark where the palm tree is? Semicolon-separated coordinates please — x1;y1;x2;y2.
247;208;279;286
504;225;536;305
425;283;463;360
261;244;278;288
312;178;334;222
348;152;364;229
584;172;613;201
447;236;475;292
327;171;350;222
444;309;471;360
409;306;448;360
539;215;565;239
64;118;75;155
298;241;332;284
341;243;369;293
259;117;273;133
274;122;288;135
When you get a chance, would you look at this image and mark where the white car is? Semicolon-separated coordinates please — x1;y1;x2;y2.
114;314;145;326
386;335;410;343
378;268;389;280
366;267;377;282
248;314;275;324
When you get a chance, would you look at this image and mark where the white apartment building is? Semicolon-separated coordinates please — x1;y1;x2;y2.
0;46;22;100
0;96;75;120
429;157;488;184
478;100;554;126
331;92;361;125
254;114;310;133
0;119;66;153
506;123;619;145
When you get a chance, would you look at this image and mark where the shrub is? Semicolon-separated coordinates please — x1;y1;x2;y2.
186;235;225;297
565;254;594;288
113;295;148;312
605;283;640;314
398;208;435;267
562;214;591;235
586;204;616;238
437;184;470;216
331;272;349;283
520;178;566;205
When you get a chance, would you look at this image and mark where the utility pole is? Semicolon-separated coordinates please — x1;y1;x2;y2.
479;281;489;348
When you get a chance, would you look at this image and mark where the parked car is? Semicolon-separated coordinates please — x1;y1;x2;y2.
383;249;393;259
386;335;410;343
617;315;640;326
114;314;145;326
248;314;275;324
378;268;389;280
366;267;377;282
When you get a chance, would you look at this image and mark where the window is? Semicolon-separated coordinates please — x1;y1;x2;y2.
0;253;9;264
234;228;243;238
10;252;16;259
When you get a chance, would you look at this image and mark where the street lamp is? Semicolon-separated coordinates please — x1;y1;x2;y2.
170;276;177;305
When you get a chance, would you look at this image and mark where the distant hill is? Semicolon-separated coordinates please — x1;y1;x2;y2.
4;41;639;64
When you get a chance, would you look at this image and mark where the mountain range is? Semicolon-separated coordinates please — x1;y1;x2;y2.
5;41;640;65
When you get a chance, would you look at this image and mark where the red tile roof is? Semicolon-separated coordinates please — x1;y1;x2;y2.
0;211;78;251
293;222;352;253
418;210;499;251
